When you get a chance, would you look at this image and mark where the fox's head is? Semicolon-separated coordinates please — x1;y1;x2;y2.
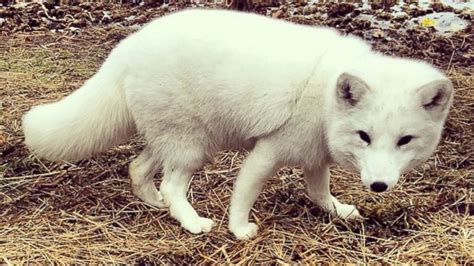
325;57;453;192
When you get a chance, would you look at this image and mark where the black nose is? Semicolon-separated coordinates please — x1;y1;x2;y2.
370;182;388;192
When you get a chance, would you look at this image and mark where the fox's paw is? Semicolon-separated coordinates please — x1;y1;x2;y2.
313;195;362;220
129;160;168;208
230;222;258;240
333;203;362;220
181;217;215;234
132;185;168;208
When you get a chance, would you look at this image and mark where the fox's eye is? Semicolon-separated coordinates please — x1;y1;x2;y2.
357;130;371;144
397;135;413;146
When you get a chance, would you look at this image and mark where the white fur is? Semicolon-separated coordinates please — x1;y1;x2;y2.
22;49;135;161
22;10;453;239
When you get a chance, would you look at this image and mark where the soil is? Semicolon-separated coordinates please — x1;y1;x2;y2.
0;1;472;264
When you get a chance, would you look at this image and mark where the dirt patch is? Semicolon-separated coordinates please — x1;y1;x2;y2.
1;1;473;264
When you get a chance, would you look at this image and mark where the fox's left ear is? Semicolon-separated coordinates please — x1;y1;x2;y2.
336;73;370;108
417;80;453;120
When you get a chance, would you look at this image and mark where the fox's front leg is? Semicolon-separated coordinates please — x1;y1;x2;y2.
229;141;279;240
304;166;361;219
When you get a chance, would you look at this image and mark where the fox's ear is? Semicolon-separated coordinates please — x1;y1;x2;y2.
336;73;370;108
418;80;453;120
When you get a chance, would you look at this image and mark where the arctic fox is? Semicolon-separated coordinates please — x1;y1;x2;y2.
22;9;453;240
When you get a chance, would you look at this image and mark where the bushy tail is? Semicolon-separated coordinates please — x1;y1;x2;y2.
22;59;135;161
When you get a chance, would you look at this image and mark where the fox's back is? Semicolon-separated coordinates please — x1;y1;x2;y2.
118;10;332;145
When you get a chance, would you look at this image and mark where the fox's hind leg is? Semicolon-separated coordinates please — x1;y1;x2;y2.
159;144;215;234
129;147;167;208
304;166;361;219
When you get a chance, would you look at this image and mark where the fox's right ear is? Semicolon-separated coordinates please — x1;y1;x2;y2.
417;80;453;121
336;73;370;108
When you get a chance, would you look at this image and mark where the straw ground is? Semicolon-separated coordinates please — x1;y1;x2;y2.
1;18;472;264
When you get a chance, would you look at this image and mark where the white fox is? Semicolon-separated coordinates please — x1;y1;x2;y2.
22;9;453;240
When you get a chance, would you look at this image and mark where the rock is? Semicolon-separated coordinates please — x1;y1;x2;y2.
377;11;392;19
392;11;409;20
79;2;92;10
0;9;15;18
102;11;112;23
43;0;56;10
272;9;284;18
431;2;454;13
41;17;51;25
46;21;63;30
69;6;82;14
50;8;64;18
27;17;41;27
327;3;355;17
134;15;148;24
372;28;385;38
302;5;316;15
125;15;136;21
459;8;472;20
70;18;87;27
69;26;80;33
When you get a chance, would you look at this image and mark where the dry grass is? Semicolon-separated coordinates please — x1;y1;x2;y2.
1;22;473;264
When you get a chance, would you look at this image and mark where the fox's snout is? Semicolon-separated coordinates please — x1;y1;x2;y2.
369;181;388;192
362;176;396;193
361;167;400;193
